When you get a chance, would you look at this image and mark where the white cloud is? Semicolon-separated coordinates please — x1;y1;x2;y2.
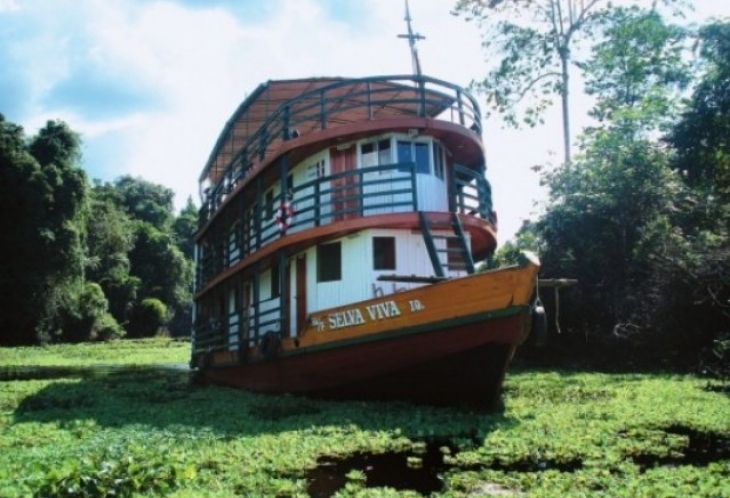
0;0;19;12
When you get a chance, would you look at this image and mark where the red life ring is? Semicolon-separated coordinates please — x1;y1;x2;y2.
275;200;294;232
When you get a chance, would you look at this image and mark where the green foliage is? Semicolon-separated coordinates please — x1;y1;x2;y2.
173;196;198;260
582;5;691;134
453;0;612;163
129;223;193;315
537;133;683;340
494;221;542;267
59;282;110;343
91;313;125;342
0;116;89;346
669;21;730;201
0;340;728;497
29;437;196;498
88;178;194;339
111;175;176;231
127;298;168;338
85;185;138;325
0;338;188;367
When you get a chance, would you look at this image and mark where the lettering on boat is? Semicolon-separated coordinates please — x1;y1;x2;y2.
365;300;402;321
324;299;425;331
409;299;424;312
328;308;367;330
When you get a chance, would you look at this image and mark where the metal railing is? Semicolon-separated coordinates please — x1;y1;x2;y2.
196;162;418;290
200;75;482;220
192;296;283;356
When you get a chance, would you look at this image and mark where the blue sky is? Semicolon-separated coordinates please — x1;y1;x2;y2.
1;0;727;240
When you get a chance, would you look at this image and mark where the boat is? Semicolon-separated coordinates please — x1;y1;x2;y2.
190;5;540;409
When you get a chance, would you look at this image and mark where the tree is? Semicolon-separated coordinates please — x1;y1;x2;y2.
112;175;176;230
173;196;198;260
580;6;690;137
531;6;695;354
85;183;139;326
453;0;609;163
452;0;688;164
664;21;730;370
668;21;730;201
128;222;193;336
127;297;168;338
0;116;88;345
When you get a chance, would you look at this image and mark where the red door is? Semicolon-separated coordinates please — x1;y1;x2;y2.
330;147;358;220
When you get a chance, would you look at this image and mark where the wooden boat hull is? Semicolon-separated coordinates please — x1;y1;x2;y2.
199;254;539;408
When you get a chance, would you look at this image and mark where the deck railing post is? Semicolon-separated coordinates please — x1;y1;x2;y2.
314;180;321;227
252;263;260;343
410;163;418;211
255;175;263;250
457;89;465;126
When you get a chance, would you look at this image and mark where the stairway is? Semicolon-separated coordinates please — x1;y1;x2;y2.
418;211;475;278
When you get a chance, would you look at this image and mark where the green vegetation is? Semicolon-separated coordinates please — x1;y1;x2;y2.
1;340;728;497
0;338;188;367
0;114;195;346
462;2;730;373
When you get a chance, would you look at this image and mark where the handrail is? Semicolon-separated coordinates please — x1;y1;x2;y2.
196;162;419;290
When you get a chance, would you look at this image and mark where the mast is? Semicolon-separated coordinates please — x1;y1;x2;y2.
397;0;425;77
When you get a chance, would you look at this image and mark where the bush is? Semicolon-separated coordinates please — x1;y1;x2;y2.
126;298;168;338
92;313;125;341
60;283;109;343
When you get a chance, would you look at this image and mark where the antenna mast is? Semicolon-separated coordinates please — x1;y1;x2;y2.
397;0;425;77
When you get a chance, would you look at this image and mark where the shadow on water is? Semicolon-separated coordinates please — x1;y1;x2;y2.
0;364;189;382
307;441;454;497
630;425;730;472
306;440;584;497
8;364;517;435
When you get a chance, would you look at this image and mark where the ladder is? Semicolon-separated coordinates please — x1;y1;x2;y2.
418;211;475;278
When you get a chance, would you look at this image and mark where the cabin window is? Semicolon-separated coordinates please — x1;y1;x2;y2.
397;140;412;172
361;139;392;169
317;242;342;282
373;237;396;270
397;140;431;174
415;143;430;174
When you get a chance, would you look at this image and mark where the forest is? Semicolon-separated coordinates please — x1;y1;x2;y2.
0;118;197;346
1;0;729;376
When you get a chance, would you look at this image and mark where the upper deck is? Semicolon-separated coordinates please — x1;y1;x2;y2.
199;75;483;209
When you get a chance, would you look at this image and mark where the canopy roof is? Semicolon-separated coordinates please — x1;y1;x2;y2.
201;75;480;185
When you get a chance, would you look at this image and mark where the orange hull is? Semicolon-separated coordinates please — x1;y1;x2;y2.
198;254;539;408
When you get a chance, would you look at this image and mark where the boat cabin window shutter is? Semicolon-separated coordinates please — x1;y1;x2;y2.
265;189;274;219
317;242;342;282
373;237;396;270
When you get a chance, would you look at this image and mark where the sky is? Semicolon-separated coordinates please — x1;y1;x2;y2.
1;0;728;242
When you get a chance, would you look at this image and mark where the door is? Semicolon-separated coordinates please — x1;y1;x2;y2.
330;147;358;220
